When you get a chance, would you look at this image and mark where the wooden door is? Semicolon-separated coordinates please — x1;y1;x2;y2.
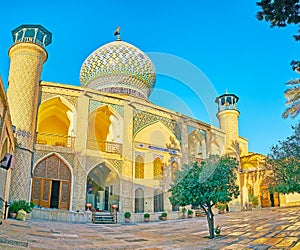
59;181;70;210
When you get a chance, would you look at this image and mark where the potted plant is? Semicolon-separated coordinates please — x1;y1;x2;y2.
216;202;227;214
124;212;131;223
8;202;19;219
144;213;150;222
161;212;167;221
181;207;187;219
188;209;193;218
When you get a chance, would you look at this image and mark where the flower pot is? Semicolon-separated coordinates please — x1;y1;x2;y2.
188;214;193;218
144;218;150;222
9;212;17;219
182;215;186;219
161;216;167;221
125;218;131;223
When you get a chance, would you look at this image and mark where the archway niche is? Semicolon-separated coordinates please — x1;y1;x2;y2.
86;163;120;211
31;154;71;210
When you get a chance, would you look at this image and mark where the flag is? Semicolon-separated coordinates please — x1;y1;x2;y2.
114;26;120;36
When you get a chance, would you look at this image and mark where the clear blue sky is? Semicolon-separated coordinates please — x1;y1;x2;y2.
0;0;298;155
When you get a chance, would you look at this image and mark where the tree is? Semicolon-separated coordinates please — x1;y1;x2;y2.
256;0;300;119
169;155;239;239
268;122;300;193
282;79;300;119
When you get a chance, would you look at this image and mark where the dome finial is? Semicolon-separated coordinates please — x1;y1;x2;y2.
114;26;121;41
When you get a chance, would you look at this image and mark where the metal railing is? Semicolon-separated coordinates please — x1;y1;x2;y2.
36;132;75;148
87;139;122;154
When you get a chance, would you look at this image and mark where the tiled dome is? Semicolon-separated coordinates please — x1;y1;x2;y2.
80;41;156;99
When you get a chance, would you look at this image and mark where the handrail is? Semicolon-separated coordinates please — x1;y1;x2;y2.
87;139;122;154
36;132;75;148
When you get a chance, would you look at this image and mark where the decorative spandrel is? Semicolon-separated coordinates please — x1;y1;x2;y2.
133;110;182;143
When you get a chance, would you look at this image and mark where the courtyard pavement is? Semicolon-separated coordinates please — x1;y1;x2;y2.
0;207;299;250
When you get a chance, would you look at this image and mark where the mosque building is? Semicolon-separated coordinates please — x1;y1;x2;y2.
2;24;299;223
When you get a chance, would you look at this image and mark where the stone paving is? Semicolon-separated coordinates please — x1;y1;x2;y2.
0;207;299;249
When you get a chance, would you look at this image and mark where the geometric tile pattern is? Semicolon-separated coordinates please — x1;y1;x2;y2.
9;148;32;201
133;110;182;143
33;150;74;168
106;159;123;175
80;41;156;99
7;43;47;201
88;100;124;117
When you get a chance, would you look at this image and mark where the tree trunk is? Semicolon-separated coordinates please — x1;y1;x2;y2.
206;204;215;239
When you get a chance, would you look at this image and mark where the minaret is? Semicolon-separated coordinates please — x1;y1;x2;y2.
7;24;52;201
215;91;240;155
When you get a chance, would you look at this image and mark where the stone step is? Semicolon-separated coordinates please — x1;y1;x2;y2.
92;212;116;224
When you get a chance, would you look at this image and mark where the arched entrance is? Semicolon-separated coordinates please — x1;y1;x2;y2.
31;154;71;210
260;178;280;208
86;163;120;211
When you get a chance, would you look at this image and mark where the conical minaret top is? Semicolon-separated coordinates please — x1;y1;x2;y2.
11;24;52;48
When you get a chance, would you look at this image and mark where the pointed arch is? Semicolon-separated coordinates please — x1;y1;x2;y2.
154;188;164;212
86;161;120;211
171;159;179;180
153;157;163;180
135;155;144;179
135;187;144;213
37;96;75;147
31;153;72;210
87;105;123;152
134;121;180;150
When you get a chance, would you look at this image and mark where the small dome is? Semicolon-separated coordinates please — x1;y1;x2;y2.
80;41;156;99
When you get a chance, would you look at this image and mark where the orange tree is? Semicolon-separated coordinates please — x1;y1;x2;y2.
169;155;239;239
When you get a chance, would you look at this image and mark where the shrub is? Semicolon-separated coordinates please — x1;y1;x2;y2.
252;196;259;207
9;200;35;213
144;213;150;218
216;202;227;210
188;209;193;215
124;212;131;219
161;212;167;217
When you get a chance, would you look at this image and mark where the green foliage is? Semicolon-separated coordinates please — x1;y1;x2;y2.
216;202;227;210
256;0;300;37
169;155;239;209
161;212;167;217
181;207;187;214
124;212;131;218
169;155;239;239
282;79;300;119
144;213;150;218
251;196;259;207
256;1;300;119
188;209;193;215
9;200;35;213
268;122;300;193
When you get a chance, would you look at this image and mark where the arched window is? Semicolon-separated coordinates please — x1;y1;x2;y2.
135;187;144;213
135;155;144;179
153;157;163;180
171;160;179;180
31;154;71;210
154;189;164;212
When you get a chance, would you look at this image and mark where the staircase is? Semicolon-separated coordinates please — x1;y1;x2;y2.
92;211;117;224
